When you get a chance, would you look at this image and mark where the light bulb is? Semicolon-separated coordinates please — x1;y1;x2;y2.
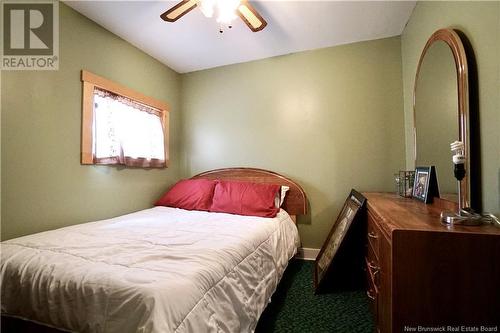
216;0;240;25
450;140;466;183
199;0;215;18
450;141;465;165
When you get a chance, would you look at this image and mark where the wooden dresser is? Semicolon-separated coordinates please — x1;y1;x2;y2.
363;193;500;333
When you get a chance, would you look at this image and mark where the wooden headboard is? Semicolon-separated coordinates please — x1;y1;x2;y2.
192;167;307;217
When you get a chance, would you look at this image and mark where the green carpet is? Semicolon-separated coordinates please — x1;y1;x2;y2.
255;260;374;333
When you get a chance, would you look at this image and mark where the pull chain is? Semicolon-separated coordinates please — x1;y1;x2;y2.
219;24;233;34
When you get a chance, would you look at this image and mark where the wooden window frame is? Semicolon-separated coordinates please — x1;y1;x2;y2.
81;70;170;167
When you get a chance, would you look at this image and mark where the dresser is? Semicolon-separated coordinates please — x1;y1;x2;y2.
363;193;500;333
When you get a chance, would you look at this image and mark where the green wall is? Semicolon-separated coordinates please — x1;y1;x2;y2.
181;37;405;248
0;69;2;229
401;1;500;214
1;3;182;240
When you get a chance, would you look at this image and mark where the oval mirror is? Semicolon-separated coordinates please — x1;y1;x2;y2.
413;29;470;208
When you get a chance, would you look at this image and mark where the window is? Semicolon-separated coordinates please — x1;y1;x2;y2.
81;70;169;168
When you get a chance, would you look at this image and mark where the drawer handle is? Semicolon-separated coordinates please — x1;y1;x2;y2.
368;261;380;275
368;232;378;239
366;289;376;300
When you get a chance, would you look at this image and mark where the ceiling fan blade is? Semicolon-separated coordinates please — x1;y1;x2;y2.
161;0;199;22
237;1;267;32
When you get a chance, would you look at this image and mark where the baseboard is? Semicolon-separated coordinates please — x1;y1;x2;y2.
295;247;320;261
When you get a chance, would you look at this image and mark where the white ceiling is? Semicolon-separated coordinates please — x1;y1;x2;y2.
65;1;416;73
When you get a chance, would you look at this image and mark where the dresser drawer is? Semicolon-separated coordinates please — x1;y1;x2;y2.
366;244;380;287
367;210;381;258
365;258;379;320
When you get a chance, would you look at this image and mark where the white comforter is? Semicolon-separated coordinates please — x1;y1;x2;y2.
0;207;299;333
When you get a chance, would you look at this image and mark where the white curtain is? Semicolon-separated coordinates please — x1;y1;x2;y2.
92;88;166;168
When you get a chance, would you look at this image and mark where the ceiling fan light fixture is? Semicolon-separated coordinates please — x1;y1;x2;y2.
161;0;267;33
198;0;241;25
215;0;241;25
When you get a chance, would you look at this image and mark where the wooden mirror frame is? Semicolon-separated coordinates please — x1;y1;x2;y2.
413;28;470;209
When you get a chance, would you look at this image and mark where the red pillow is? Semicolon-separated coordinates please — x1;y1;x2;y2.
155;179;216;211
210;181;280;218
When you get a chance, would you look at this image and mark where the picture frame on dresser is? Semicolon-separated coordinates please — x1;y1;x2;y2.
412;166;439;203
314;189;366;292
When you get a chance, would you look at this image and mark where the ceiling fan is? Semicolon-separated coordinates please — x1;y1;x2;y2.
160;0;267;33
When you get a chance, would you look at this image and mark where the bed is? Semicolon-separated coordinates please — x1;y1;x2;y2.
0;168;307;333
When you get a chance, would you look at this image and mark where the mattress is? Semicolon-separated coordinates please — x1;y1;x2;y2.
0;207;300;333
